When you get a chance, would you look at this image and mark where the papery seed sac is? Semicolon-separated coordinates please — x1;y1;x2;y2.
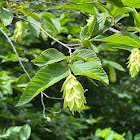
61;74;86;115
127;48;140;78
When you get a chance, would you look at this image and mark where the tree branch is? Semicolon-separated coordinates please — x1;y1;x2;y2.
0;28;62;121
16;16;71;50
108;27;120;33
0;28;31;80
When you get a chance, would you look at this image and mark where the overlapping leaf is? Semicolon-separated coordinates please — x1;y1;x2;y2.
98;43;134;52
70;60;109;85
72;49;101;65
59;3;95;14
90;34;140;47
1;11;13;26
103;59;125;71
28;16;41;37
32;48;66;66
101;0;123;8
82;40;99;53
16;63;69;106
91;12;108;37
123;0;140;8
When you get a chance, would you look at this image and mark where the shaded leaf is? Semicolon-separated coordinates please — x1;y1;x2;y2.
125;131;133;140
19;124;31;140
40;12;56;19
103;59;125;71
50;18;61;32
92;12;108;36
82;40;99;53
134;133;140;140
28;16;41;37
1;11;13;26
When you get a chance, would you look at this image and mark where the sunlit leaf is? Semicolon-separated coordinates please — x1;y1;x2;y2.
16;63;69;106
70;60;109;85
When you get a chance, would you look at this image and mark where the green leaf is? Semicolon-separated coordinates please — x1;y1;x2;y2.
90;34;140;47
70;60;109;85
103;59;125;71
40;12;56;19
98;43;134;52
16;63;69;106
123;0;140;8
95;128;102;137
134;134;140;140
106;3;133;17
125;131;133;140
80;15;97;40
1;11;13;26
101;0;123;8
28;16;41;37
103;14;129;32
0;133;9;138
133;14;140;29
32;48;66;66
50;18;61;32
92;12;108;36
127;27;140;33
72;49;101;65
80;25;89;40
101;128;111;138
119;32;140;43
59;3;95;14
82;40;99;53
105;130;115;140
19;124;31;140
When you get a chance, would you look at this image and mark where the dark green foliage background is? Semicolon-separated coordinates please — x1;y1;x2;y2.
0;0;140;139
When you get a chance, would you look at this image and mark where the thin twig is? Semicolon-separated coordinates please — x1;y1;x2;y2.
67;44;82;47
133;8;138;14
87;77;98;87
40;125;53;133
92;2;126;32
16;16;71;50
41;93;61;115
0;28;31;80
0;28;63;100
108;27;120;33
42;92;63;100
0;28;62;121
69;2;97;5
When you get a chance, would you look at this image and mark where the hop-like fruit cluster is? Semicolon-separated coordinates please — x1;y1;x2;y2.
127;48;140;78
61;74;86;115
13;21;25;43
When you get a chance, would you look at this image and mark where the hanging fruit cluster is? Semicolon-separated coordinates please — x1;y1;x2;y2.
61;73;86;115
127;48;140;78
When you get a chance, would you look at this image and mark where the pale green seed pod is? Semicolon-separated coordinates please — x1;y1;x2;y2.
13;21;25;43
61;74;86;115
127;48;140;78
41;31;48;41
109;66;116;83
